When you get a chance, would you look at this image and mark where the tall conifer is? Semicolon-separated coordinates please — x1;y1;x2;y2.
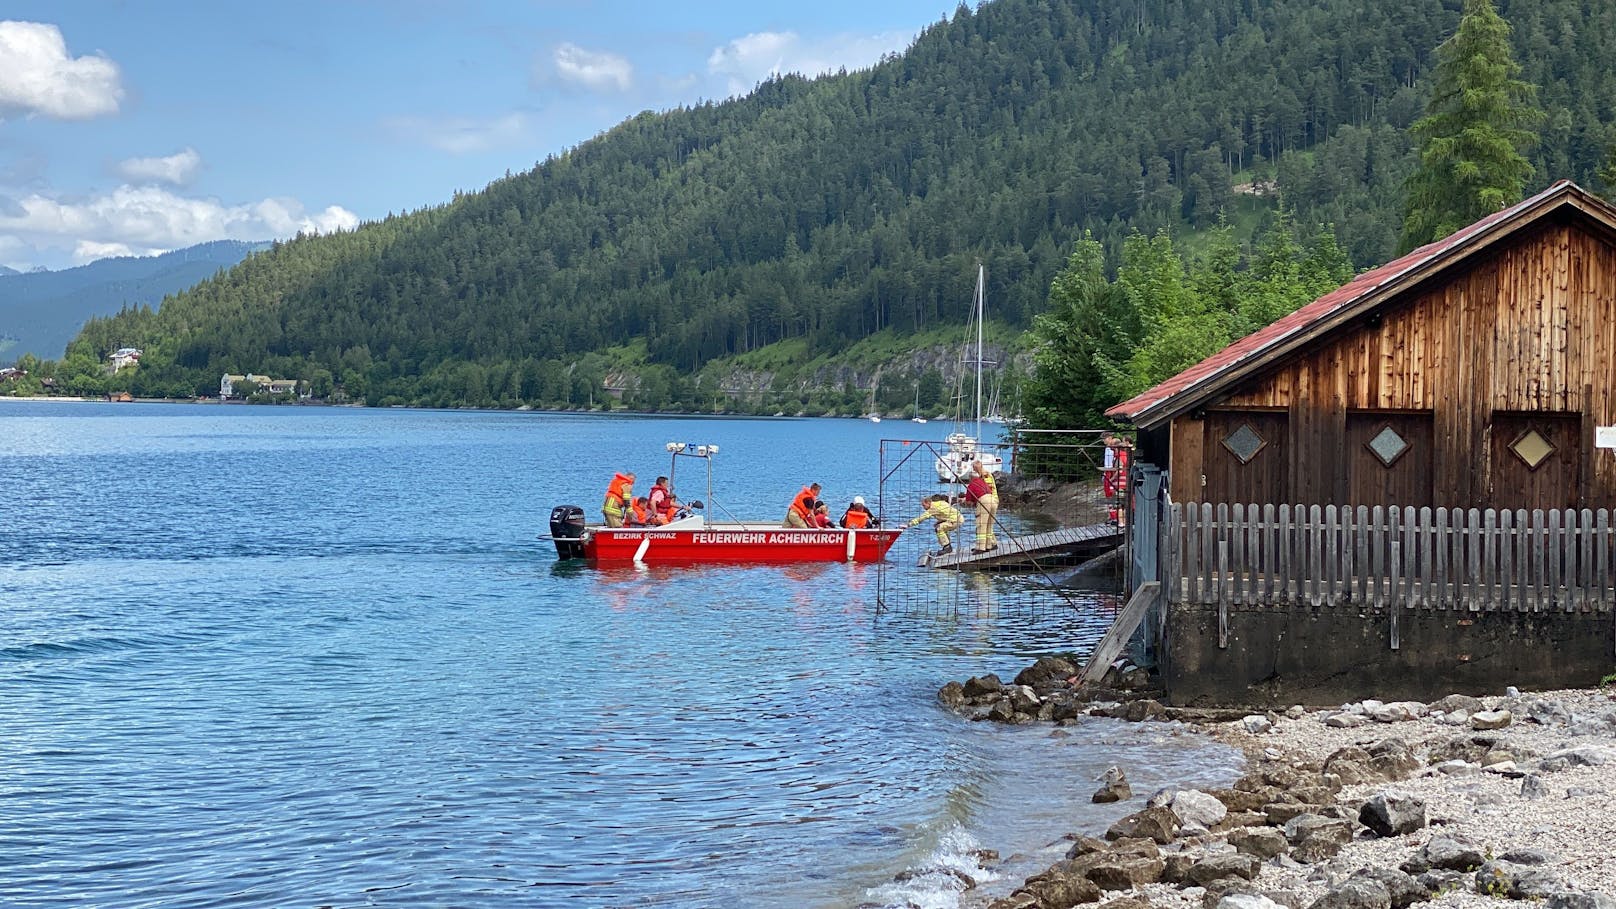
1399;0;1541;252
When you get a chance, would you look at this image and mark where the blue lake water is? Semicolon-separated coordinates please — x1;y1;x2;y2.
0;402;1239;908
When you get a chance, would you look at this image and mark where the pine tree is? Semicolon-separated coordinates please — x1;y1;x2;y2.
1399;0;1541;252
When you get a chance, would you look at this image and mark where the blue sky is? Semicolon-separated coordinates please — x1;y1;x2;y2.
0;1;959;271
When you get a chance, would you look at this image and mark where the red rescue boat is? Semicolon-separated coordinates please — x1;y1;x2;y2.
557;520;901;565
545;441;901;565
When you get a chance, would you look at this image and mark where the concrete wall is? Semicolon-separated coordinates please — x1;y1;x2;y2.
1163;603;1615;707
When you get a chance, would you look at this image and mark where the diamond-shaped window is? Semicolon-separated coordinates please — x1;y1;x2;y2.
1222;423;1266;465
1509;428;1556;470
1366;425;1410;468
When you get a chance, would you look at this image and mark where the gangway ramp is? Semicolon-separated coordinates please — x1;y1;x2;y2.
924;522;1123;571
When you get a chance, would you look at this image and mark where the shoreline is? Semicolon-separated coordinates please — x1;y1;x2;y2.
931;665;1616;909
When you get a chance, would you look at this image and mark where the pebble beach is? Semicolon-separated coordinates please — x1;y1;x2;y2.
932;663;1616;909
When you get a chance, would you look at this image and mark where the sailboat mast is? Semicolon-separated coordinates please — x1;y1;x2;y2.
974;264;985;442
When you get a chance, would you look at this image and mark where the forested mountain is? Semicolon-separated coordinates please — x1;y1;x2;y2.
41;0;1616;408
0;241;266;363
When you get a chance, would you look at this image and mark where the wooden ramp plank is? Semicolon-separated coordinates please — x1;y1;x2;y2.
926;523;1124;570
1079;582;1162;687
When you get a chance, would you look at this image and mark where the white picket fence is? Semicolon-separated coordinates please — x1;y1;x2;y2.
1166;503;1616;615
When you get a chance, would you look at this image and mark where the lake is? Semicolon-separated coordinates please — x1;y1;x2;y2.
0;401;1238;908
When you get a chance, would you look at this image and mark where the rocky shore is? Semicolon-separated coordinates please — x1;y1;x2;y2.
905;658;1616;909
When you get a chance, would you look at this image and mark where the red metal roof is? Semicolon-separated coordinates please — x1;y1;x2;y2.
1106;180;1588;426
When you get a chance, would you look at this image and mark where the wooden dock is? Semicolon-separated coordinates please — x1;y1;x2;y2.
925;523;1124;570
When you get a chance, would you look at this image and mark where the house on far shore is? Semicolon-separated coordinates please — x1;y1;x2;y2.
0;366;25;382
1107;180;1616;707
221;372;299;399
108;348;142;372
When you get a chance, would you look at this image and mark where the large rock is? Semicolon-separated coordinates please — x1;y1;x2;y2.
1161;852;1197;884
1307;876;1392;909
1359;791;1427;837
1500;848;1556;866
1023;862;1104;908
1372;702;1423;723
1430;694;1485;715
1521;774;1550;800
1086;854;1167;891
938;680;966;707
1326;713;1371;729
1542;746;1616;769
1217;895;1288;909
1093;765;1132;804
1014;656;1078;691
1122;699;1167;723
1105;806;1181;844
1400;834;1484;873
1171;789;1229;829
1470;709;1513;730
1228;827;1289;859
1243;714;1274;735
1211;787;1278;813
1524;698;1573;726
1202;879;1265;909
1323;747;1378;786
1185;854;1263;887
1367;739;1421;781
1475;860;1568;900
1066;835;1110;859
1283;814;1354;847
1547;894;1616;909
962;673;1004;698
1351;868;1431;909
1008;685;1042;715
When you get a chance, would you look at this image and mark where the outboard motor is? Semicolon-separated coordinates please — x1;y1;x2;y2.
549;505;587;560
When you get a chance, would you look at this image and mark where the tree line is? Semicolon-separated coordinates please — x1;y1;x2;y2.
10;0;1613;416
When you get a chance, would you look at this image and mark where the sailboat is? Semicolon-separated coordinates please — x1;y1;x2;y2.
911;383;927;424
934;265;1006;483
866;376;881;422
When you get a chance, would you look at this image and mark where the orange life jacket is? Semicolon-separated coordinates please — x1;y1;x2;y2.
790;487;817;519
842;508;871;529
604;473;633;513
648;483;670;513
630;501;650;524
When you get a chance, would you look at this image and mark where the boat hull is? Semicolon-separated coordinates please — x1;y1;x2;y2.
577;524;901;564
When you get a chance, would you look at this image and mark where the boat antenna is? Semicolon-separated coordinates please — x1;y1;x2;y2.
975;263;985;445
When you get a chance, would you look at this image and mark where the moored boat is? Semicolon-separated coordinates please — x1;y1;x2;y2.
548;510;901;564
545;441;902;565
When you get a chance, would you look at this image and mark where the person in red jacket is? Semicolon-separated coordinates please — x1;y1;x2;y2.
783;483;822;528
812;503;835;528
648;476;671;515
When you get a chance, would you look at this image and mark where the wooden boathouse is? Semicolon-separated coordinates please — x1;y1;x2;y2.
1108;180;1616;706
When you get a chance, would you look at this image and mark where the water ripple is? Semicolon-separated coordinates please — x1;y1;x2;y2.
0;403;1241;909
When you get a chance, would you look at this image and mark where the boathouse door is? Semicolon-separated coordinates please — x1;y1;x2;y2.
1346;411;1434;508
1489;411;1582;510
1201;410;1288;505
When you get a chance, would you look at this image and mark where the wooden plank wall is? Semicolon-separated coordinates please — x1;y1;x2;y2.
1166;503;1616;614
1175;218;1616;509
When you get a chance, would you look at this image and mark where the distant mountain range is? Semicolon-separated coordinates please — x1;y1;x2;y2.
0;240;267;363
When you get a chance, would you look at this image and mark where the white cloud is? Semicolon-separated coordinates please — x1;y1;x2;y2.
706;29;913;97
386;112;531;155
553;42;633;92
0;20;124;119
0;185;359;264
116;147;204;186
73;239;141;262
